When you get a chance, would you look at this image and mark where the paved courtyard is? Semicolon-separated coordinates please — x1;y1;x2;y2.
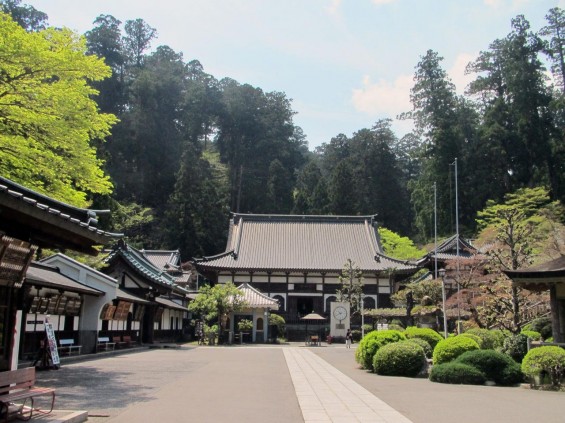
32;344;565;423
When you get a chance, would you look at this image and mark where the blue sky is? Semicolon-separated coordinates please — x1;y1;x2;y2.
28;0;563;150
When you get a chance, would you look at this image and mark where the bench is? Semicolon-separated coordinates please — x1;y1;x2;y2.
0;368;55;422
96;337;115;352
122;335;138;347
58;339;82;356
307;335;321;346
112;336;128;349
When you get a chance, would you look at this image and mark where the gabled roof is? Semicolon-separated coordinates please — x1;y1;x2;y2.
195;213;417;274
0;176;121;255
25;262;104;296
504;256;565;282
141;249;181;271
105;241;177;288
419;234;482;265
237;283;279;309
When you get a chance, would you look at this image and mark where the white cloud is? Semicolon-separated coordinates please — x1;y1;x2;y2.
326;0;342;15
351;74;413;116
371;0;397;5
448;53;477;95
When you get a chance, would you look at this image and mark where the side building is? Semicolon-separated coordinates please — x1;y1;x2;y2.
194;213;419;336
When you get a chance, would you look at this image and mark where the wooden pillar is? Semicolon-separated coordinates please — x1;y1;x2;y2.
550;285;564;343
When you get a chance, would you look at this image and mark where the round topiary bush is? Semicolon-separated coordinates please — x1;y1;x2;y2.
529;317;553;340
355;330;406;370
464;328;500;350
405;338;433;358
373;341;426;377
520;330;542;341
455;349;523;386
521;346;565;387
458;333;483;348
429;362;487;385
501;333;529;363
432;335;480;365
404;327;444;349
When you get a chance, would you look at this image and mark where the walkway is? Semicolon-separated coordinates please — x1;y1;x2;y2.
284;348;412;423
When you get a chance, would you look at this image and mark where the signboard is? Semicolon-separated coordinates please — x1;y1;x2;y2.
44;320;60;366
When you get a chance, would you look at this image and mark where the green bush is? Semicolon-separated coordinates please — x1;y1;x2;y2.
388;324;404;332
390;319;405;328
455;350;523;386
521;346;565;387
501;334;529;362
269;313;286;335
529;317;553;340
432;335;480;365
429;362;487;385
362;324;374;334
404;327;444;349
355;330;406;370
405;338;433;358
464;328;500;350
351;330;362;342
458;333;483;348
373;341;426;377
520;330;542;341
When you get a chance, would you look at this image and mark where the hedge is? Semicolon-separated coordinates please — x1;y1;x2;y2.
521;346;565;387
403;327;444;349
463;328;501;350
373;341;426;377
355;330;406;370
429;362;487;385
432;335;480;365
405;338;433;359
455;349;523;386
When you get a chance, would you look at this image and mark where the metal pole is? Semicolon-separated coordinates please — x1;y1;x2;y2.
441;272;448;338
454;158;461;333
361;293;365;339
434;182;438;279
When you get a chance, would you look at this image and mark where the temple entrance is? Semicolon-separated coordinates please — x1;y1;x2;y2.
296;297;313;317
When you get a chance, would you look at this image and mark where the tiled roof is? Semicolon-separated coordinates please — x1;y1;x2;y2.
141;250;181;271
105;241;177;288
237;283;279;309
420;234;483;264
0;176;121;254
155;296;187;311
195;214;417;273
25;262;104;296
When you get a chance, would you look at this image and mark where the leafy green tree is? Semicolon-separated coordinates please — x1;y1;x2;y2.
266;159;293;213
0;13;117;206
328;159;358;214
476;187;555;332
540;7;565;91
0;0;46;31
188;282;247;343
336;259;364;316
123;18;156;67
378;227;426;260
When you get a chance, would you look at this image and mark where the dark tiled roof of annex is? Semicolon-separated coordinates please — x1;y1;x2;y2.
105;241;177;288
0;176;121;254
195;213;417;274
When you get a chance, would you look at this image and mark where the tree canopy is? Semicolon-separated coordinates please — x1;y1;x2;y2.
0;12;117;207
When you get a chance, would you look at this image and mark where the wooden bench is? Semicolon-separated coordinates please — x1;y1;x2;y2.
307;335;321;346
96;337;115;352
0;368;55;422
58;339;82;356
112;336;128;349
122;335;138;347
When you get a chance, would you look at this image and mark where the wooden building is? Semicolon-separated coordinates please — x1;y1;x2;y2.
103;241;189;344
504;257;565;343
0;176;119;370
194;213;419;328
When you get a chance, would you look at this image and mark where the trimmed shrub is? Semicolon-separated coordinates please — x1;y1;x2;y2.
405;338;433;359
390;319;405;328
373;341;426;377
520;330;542;341
404;327;444;349
455;350;523;386
458;333;483;348
464;328;500;350
351;330;362;342
387;324;405;332
432;336;480;365
355;330;406;370
489;329;507;349
429;362;487;385
529;317;553;340
521;346;565;387
501;334;529;362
